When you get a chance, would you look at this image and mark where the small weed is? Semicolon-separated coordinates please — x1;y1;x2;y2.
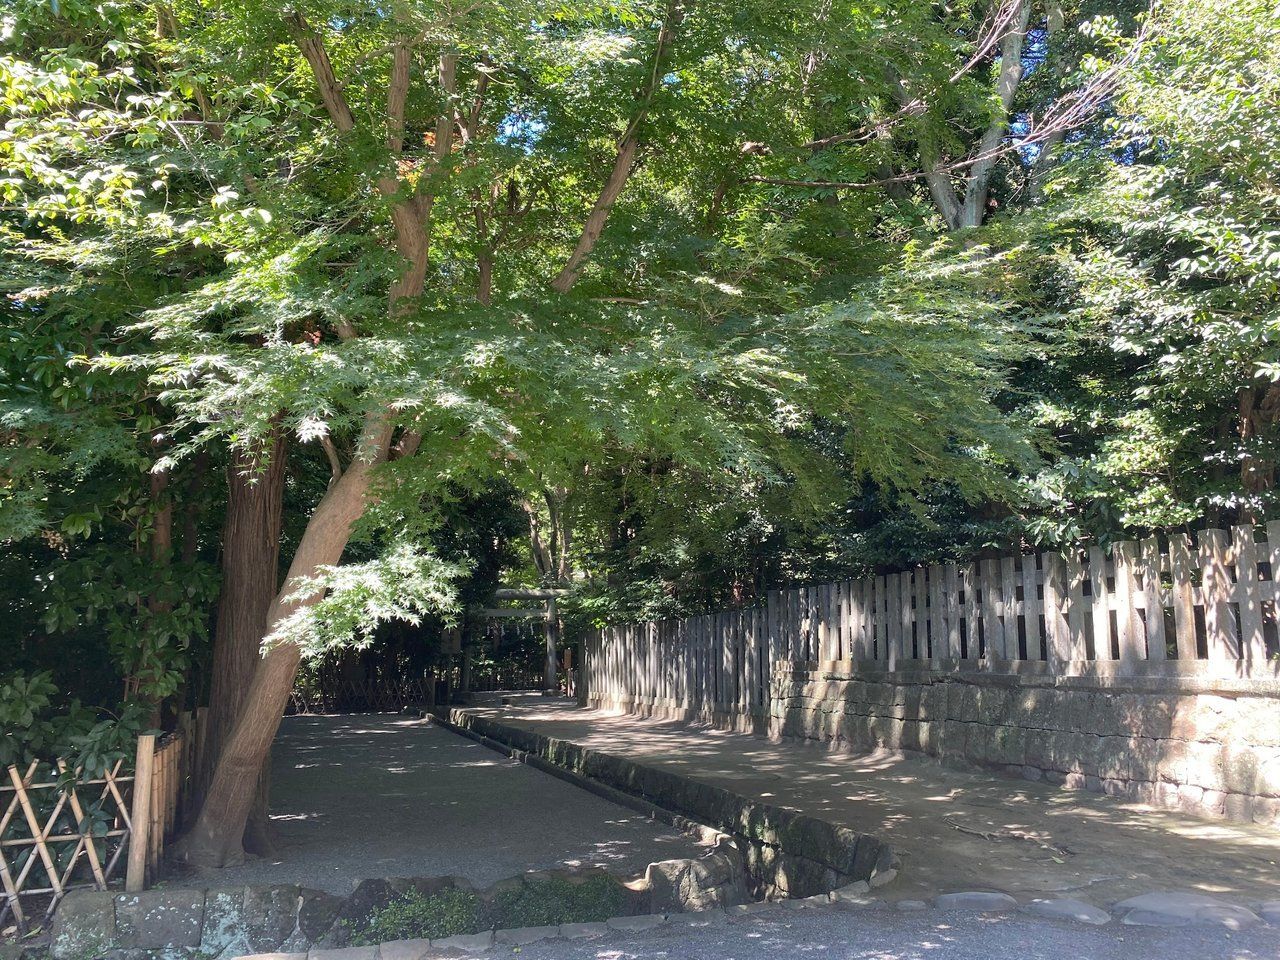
352;887;481;945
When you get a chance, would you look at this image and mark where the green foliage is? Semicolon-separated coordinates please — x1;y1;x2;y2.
352;888;482;945
350;877;625;944
483;875;625;928
0;671;148;776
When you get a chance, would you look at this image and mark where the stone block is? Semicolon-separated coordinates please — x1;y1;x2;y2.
430;930;494;952
606;913;667;932
115;889;206;950
377;939;433;960
296;890;344;943
1023;898;1110;925
308;948;378;960
934;891;1017;912
200;887;250;959
242;886;301;952
1115;892;1259;930
558;921;609;939
494;925;559;945
50;889;117;960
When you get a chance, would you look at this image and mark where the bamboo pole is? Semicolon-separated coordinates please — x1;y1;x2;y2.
126;734;156;892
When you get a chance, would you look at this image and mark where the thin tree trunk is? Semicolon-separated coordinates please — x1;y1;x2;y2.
959;0;1031;227
198;433;288;855
1029;0;1068;198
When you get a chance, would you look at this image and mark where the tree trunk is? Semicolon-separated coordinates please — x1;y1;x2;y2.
198;433;288;855
175;431;388;867
1239;383;1280;521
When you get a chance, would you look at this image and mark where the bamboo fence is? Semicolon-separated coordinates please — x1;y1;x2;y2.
1;718;195;932
584;522;1280;721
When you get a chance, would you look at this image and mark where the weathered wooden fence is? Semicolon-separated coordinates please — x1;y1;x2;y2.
0;722;195;931
583;522;1280;721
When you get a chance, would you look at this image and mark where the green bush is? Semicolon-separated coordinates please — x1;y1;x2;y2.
353;888;481;945
351;876;626;943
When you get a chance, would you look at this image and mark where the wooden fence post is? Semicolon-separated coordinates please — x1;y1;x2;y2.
126;734;156;892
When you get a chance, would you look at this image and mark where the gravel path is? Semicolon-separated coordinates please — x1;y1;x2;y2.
486;903;1278;960
180;713;704;894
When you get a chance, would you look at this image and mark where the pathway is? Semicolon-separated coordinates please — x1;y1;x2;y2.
455;696;1280;907
179;713;704;894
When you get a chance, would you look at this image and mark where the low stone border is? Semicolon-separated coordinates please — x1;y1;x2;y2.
435;708;899;899
226;887;1280;960
47;850;749;960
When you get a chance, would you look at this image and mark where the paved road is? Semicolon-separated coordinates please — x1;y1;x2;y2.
478;903;1277;960
179;713;703;893
462;696;1280;906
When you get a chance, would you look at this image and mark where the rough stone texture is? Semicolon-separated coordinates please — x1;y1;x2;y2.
50;890;117;960
494;925;560;945
376;940;433;960
1115;892;1261;929
242;886;301;953
558;922;610;939
114;890;206;950
934;892;1018;912
606;914;667;932
1257;900;1280;923
1023;898;1111;925
896;900;928;912
230;954;306;960
430;930;494;951
641;851;748;913
201;888;251;959
770;667;1280;827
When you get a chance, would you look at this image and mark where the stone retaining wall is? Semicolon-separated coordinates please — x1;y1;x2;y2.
48;854;747;960
440;709;898;899
771;662;1280;826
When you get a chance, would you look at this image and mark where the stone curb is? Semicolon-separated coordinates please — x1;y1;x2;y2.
435;707;899;899
234;885;1280;959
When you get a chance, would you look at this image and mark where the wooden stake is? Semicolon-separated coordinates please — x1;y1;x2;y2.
126;735;156;892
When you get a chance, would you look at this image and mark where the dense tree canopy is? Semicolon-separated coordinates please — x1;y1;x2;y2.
2;0;1277;859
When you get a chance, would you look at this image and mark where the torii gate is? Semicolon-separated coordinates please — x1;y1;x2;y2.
481;586;571;691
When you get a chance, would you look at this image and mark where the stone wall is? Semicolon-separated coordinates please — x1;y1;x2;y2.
770;661;1280;826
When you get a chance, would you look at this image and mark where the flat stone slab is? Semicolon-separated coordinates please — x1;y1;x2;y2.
309;948;378;960
934;892;1018;912
376;939;433;960
606;913;667;931
1024;898;1111;926
558;921;610;938
115;890;206;949
494;925;559;945
430;930;494;952
234;955;307;960
896;900;928;912
1115;892;1260;929
1258;900;1280;924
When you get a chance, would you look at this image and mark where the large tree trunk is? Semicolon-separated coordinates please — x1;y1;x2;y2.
198;433;288;855
175;432;388;867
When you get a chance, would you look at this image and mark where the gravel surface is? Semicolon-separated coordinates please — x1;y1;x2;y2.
483;903;1279;960
181;713;704;894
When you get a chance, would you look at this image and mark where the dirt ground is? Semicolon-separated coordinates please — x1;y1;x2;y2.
460;695;1280;907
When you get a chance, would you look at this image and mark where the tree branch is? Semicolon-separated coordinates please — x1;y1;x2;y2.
550;0;686;294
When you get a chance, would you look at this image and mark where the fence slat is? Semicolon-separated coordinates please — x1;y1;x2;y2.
1199;528;1240;662
1140;536;1168;661
1234;524;1266;667
1021;553;1043;661
1113;541;1146;664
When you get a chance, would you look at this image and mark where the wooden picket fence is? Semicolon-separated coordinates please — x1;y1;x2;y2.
0;722;194;932
583;522;1280;721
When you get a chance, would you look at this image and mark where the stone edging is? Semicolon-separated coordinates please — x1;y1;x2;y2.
232;888;1280;960
434;708;898;900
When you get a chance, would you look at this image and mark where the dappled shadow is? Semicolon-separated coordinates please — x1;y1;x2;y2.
184;712;705;894
463;696;1280;904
